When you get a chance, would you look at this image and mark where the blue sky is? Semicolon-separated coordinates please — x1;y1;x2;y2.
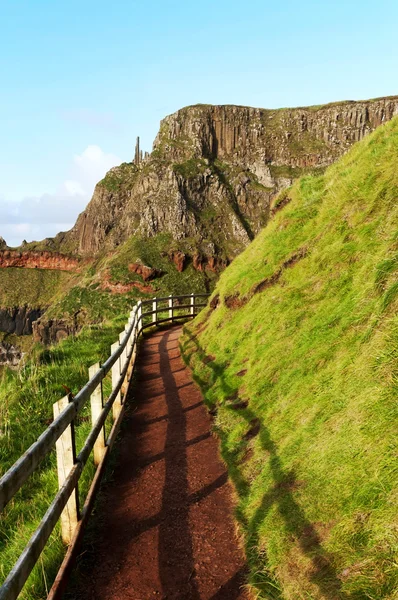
1;0;397;245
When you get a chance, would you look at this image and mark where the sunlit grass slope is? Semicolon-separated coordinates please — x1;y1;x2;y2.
181;117;398;599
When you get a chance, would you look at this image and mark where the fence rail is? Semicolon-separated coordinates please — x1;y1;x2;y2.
0;293;209;600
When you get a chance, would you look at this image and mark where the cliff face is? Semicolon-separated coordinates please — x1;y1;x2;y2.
62;96;398;261
155;99;398;167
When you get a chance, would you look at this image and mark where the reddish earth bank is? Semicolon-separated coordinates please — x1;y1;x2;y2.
128;262;161;281
192;254;228;273
101;270;155;294
0;250;80;271
168;250;187;272
68;326;249;600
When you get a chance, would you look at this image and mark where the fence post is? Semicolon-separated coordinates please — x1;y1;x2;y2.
125;322;132;355
111;341;122;418
137;300;142;331
152;297;157;324
131;306;138;369
190;293;195;316
119;332;127;371
169;295;173;322
53;395;79;545
89;363;105;466
120;331;129;396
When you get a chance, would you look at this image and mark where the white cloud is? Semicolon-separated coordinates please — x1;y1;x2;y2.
63;180;85;196
73;145;122;193
0;145;121;247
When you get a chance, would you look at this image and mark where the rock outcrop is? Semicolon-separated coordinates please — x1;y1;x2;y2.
3;96;398;351
32;317;78;345
62;96;398;261
0;250;80;271
0;342;22;367
128;262;161;281
0;306;44;336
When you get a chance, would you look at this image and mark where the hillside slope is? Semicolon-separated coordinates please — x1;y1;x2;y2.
182;117;398;598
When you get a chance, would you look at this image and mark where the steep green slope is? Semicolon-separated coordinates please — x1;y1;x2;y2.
181;117;398;599
0;269;74;307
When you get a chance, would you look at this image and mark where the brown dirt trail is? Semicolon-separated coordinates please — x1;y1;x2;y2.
68;325;248;600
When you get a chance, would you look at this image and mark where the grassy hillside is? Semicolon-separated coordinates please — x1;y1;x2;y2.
0;316;127;598
0;268;74;307
181;117;398;599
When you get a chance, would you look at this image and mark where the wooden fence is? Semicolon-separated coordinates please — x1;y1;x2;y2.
0;293;209;600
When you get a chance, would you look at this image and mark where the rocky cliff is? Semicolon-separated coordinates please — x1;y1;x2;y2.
59;96;398;263
2;96;398;351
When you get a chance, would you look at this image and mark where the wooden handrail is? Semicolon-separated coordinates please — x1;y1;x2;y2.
0;292;209;600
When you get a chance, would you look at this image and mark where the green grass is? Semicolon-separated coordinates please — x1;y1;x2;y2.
99;162;138;192
0;268;74;308
269;165;325;180
0;315;127;599
44;282;139;324
104;233;215;295
172;157;209;178
181;117;398;599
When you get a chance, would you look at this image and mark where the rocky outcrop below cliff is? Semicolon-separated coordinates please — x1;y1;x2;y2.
0;306;44;336
0;342;23;367
60;96;398;261
32;315;81;345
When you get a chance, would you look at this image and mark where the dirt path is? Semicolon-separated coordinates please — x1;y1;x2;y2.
68;325;248;600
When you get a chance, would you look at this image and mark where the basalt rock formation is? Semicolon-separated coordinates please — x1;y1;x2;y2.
0;306;44;336
128;262;161;281
58;96;398;262
0;342;22;367
32;317;78;345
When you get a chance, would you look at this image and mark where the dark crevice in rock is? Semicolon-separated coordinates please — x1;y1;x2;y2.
0;306;45;336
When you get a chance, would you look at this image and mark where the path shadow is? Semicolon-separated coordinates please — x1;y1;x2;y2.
157;329;202;599
65;326;247;600
182;328;346;600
